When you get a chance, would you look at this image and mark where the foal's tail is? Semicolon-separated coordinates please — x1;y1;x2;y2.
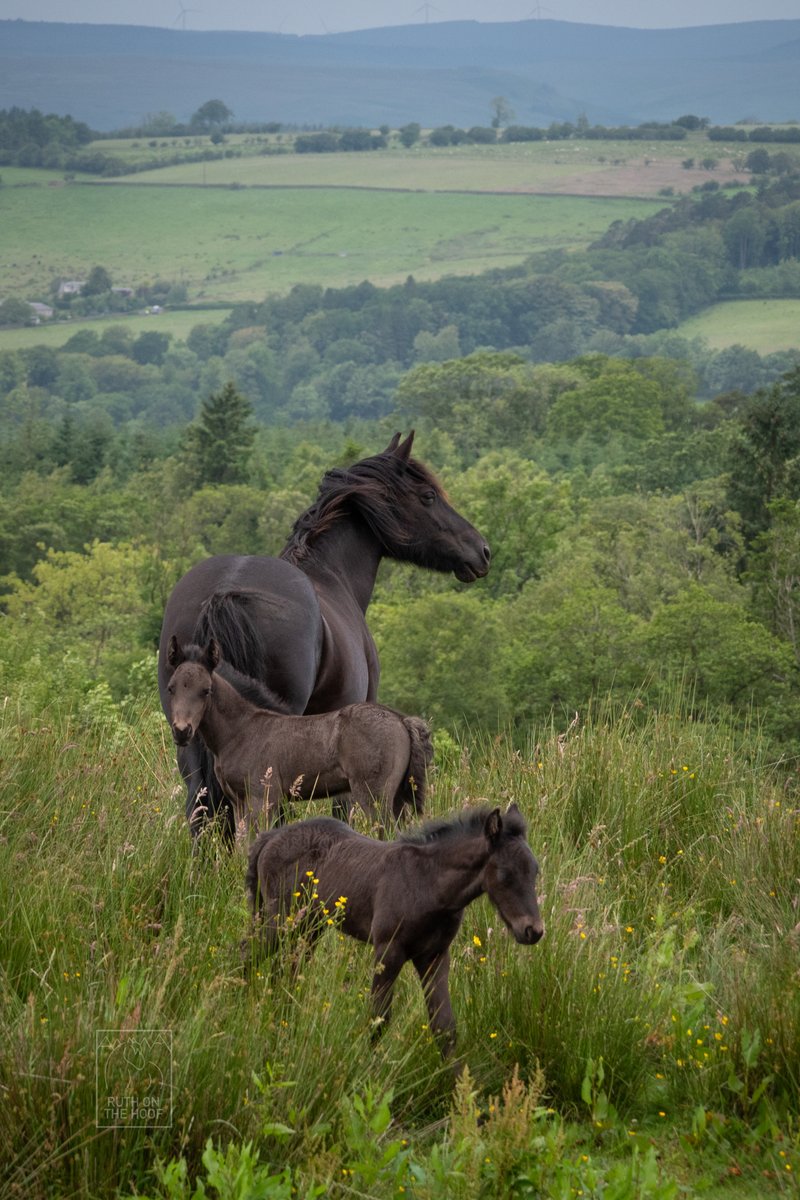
395;717;433;821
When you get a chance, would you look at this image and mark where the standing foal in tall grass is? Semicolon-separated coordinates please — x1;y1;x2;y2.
166;638;432;834
245;804;543;1060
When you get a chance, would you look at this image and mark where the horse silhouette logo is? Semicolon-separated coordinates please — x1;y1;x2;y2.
96;1029;172;1127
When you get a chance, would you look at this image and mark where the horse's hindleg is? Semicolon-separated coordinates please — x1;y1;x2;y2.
412;950;457;1060
348;783;383;833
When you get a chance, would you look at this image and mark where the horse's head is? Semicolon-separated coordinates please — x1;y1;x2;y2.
291;433;491;583
165;636;220;746
482;804;544;946
374;432;491;583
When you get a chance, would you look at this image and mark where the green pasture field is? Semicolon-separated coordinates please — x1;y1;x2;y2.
111;132;738;195
676;299;800;354
1;180;663;305
0;308;232;352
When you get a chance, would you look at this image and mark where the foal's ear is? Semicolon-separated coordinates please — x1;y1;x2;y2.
484;807;503;843
204;639;221;672
167;635;184;668
506;801;521;816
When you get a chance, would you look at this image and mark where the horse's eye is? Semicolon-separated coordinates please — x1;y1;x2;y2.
420;490;436;507
202;688;212;698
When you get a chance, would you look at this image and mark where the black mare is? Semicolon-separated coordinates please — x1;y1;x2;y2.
158;433;490;840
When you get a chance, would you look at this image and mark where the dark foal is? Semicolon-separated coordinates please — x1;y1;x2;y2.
166;638;431;835
245;804;543;1059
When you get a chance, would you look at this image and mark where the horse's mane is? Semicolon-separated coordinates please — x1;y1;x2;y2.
398;805;527;846
280;449;445;565
179;641;292;714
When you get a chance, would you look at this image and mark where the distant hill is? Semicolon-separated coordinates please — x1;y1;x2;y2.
1;17;799;131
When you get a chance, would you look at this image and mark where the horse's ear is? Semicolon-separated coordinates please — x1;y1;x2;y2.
506;801;521;816
383;432;402;455
167;635;184;668
484;807;502;843
395;430;415;462
205;639;221;672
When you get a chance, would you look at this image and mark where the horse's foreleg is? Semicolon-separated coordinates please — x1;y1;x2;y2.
369;944;405;1039
412;950;457;1060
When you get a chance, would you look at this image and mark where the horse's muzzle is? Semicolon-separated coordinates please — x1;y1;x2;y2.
518;922;544;945
171;723;193;746
455;543;491;583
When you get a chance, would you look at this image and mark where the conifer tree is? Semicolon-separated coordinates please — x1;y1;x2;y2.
181;381;255;487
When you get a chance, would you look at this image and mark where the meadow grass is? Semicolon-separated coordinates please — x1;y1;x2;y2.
99;131;722;189
676;300;800;354
1;179;662;306
0;309;232;353
117;142;690;192
2;675;799;1198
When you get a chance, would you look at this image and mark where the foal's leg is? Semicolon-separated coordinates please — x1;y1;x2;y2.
412;949;458;1060
348;783;383;833
369;942;406;1038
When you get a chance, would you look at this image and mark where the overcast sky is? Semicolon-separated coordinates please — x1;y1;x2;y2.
2;1;799;36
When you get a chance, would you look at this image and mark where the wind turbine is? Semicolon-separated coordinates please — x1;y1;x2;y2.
175;2;200;30
414;2;441;23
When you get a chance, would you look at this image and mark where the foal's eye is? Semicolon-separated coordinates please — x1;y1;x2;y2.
420;490;436;507
202;688;212;697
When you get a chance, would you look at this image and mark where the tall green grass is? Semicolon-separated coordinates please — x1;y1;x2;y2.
1;683;799;1197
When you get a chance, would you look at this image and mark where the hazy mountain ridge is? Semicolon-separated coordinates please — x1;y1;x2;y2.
1;17;799;130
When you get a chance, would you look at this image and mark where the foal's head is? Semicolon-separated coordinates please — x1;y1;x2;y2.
165;636;220;746
483;804;544;946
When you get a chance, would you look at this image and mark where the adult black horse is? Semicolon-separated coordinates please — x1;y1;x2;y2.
158;432;490;840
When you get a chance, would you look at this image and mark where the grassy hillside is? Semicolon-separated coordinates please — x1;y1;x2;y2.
676;300;800;354
117;134;742;198
0;309;232;352
2;678;798;1198
1;177;663;305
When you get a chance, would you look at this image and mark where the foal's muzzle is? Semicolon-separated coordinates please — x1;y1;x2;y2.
171;723;193;746
518;922;544;945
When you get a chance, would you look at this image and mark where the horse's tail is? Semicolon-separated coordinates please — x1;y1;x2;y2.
195;590;268;680
395;717;433;821
245;832;271;914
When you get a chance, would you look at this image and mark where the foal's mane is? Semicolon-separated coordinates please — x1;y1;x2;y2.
281;449;445;565
399;805;527;846
178;641;292;714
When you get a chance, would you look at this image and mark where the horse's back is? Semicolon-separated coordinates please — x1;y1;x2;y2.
247;816;361;902
158;555;323;713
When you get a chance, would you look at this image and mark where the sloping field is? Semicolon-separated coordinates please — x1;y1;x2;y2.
677;299;800;354
1;179;663;305
0;308;232;352
114;137;741;199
